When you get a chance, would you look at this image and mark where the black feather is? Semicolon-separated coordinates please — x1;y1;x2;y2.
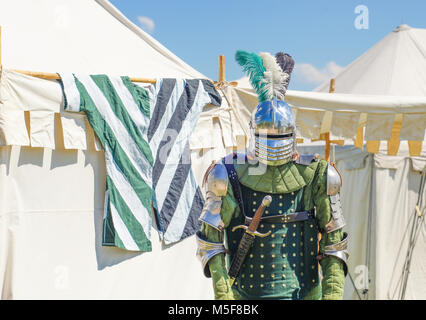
275;52;295;90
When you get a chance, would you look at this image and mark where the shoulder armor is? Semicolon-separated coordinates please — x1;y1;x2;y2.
199;162;229;231
324;193;346;233
327;163;342;196
295;154;319;166
205;161;228;197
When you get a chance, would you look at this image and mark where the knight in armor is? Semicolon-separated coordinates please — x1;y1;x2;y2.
196;50;348;300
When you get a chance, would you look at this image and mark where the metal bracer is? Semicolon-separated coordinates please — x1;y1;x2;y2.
323;232;349;275
196;232;227;277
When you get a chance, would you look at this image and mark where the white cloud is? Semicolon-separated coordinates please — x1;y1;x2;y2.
137;16;155;33
293;61;344;85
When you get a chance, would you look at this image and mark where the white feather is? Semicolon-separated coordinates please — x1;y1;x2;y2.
259;52;289;99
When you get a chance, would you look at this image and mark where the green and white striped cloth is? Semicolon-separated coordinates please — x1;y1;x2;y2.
60;74;221;251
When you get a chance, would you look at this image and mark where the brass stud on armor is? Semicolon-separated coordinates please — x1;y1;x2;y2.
271;244;276;248
279;195;283;199
272;254;276;258
282;274;286;279
250;264;254;268
283;264;287;269
250;284;253;288
271;224;275;228
282;283;286;287
250;274;253;278
260;265;264;269
253;193;257;196
279;210;283;214
271;284;275;288
260;254;264;259
261;274;264;278
272;264;275;269
271;234;275;238
291;200;294;204
290;208;294;212
260;284;264;288
291;192;295;195
279;203;283;207
260;243;264;247
271;274;275;278
249;254;253;258
282;243;286;247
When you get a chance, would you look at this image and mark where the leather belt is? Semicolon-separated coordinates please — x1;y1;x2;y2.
244;209;315;225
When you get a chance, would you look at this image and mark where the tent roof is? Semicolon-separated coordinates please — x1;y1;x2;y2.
0;0;205;79
315;24;426;96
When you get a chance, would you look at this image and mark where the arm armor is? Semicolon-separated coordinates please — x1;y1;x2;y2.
322;164;349;275
196;162;229;277
324;164;346;233
198;162;228;231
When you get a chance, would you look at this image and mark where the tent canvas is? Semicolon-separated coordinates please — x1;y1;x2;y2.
0;0;214;299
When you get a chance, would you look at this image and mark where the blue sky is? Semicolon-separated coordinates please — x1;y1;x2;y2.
110;0;426;91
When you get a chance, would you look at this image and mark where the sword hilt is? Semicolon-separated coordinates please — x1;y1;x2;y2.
231;195;272;237
248;195;272;233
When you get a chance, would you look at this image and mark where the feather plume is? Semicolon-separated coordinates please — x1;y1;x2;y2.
235;50;270;102
275;52;295;91
259;52;289;99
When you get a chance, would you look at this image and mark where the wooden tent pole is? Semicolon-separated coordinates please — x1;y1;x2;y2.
12;69;157;84
218;55;225;82
323;78;336;162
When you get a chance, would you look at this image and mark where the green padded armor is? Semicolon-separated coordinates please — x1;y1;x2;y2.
202;156;346;300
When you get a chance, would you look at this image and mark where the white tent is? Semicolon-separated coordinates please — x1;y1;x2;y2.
314;24;426;96
312;24;426;300
0;0;214;299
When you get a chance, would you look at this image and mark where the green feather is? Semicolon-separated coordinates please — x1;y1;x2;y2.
235;50;270;102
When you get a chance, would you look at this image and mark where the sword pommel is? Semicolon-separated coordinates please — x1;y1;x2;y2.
262;195;272;207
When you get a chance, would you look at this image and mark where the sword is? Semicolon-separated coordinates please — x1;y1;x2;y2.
228;195;272;285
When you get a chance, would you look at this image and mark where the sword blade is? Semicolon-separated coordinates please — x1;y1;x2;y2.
228;232;255;279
